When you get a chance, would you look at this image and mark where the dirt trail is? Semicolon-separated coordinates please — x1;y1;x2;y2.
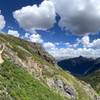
0;44;5;64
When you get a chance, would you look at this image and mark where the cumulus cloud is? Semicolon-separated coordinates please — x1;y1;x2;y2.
51;48;100;59
89;39;100;49
51;0;100;35
43;40;100;60
43;42;56;50
8;29;20;37
0;11;6;30
81;36;100;49
81;35;90;47
65;38;81;48
24;33;43;43
13;0;56;33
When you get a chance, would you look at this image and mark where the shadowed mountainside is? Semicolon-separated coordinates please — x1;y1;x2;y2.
58;56;100;76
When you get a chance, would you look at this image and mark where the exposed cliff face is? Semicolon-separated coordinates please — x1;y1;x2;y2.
0;34;98;100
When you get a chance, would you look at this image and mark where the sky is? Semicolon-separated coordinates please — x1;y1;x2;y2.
0;0;100;59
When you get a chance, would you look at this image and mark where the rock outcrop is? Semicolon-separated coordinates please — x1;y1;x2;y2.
0;44;5;64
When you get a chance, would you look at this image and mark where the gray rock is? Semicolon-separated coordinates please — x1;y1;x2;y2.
48;78;76;99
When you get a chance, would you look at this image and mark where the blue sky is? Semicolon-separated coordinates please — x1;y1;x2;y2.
0;0;99;42
0;0;42;35
0;0;78;44
0;0;100;59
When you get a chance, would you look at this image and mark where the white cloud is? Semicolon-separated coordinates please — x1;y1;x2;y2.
43;41;100;60
51;0;100;35
0;11;6;30
64;38;81;48
49;47;100;59
26;33;43;43
81;36;100;49
89;39;100;49
81;35;90;47
24;33;30;38
43;42;56;50
8;29;20;37
13;0;56;33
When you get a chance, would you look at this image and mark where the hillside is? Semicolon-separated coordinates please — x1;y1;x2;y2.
0;34;99;100
78;70;100;95
0;60;64;100
58;56;100;97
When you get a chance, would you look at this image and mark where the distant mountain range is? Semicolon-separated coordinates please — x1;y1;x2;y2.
58;56;100;76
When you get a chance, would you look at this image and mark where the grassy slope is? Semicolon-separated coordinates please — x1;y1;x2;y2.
58;70;93;100
78;70;100;95
0;60;65;100
0;34;95;100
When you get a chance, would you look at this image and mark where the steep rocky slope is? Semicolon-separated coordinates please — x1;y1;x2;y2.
0;34;99;100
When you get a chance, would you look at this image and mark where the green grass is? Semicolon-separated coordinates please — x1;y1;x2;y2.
0;60;65;100
0;34;53;63
0;34;96;99
78;70;100;95
58;69;92;100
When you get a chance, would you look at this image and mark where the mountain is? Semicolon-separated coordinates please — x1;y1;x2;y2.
58;56;100;76
0;34;99;100
58;56;100;96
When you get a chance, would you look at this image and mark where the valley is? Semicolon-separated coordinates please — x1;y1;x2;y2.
58;56;100;96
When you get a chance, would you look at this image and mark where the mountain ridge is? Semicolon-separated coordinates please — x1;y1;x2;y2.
58;56;100;76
